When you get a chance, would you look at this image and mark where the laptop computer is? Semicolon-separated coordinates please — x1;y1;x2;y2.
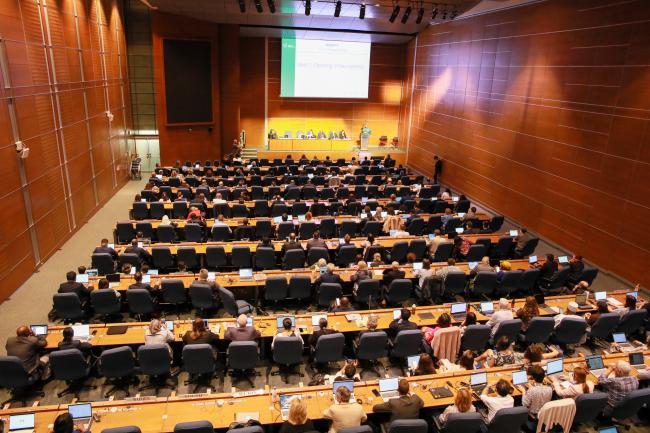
147;269;159;275
30;324;48;336
612;333;635;352
479;301;494;316
599;427;618;433
239;269;254;280
142;274;151;284
378;377;400;400
450;303;467;320
629;352;646;370
558;256;569;264
279;394;302;419
297;215;306;222
76;273;89;284
413;262;423;270
457;213;465;218
8;414;35;433
469;372;488;394
545;358;563;378
72;324;90;341
86;269;98;277
312;314;327;327
389;230;398;237
407;355;419;371
627;291;638;299
106;273;120;283
276;316;296;329
273;216;282;224
512;370;528;386
468;262;478;270
509;230;518;237
586;355;608;377
455;227;464;234
575;293;591;309
529;255;538;264
68;403;92;424
165;320;174;332
333;380;355;401
594;291;606;302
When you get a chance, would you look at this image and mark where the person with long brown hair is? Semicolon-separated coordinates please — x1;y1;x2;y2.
279;397;316;433
438;388;476;424
182;318;219;346
413;353;438;376
517;296;540;331
549;366;594;398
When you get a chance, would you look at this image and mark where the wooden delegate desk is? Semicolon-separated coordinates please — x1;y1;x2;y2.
42;289;634;349
3;351;647;433
268;139;354;151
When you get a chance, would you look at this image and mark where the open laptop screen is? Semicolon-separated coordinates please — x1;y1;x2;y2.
512;370;528;385
586;356;604;371
379;378;399;392
276;316;296;329
470;372;487;386
629;353;644;366
9;414;35;431
612;333;627;344
68;403;92;419
332;380;354;394
546;358;563;375
451;303;467;314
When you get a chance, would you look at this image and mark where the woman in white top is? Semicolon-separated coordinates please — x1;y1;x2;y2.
144;319;174;354
271;317;303;349
438;388;476;424
549;366;594;399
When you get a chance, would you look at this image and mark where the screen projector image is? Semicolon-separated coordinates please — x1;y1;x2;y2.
281;38;371;98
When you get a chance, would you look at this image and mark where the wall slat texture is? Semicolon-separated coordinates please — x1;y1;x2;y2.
405;0;650;288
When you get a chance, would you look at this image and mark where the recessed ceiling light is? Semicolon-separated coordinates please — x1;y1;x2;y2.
375;3;380;6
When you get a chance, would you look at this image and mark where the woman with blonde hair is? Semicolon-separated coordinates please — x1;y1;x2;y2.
438;388;476;423
279;397;315;433
549;366;593;398
144;318;175;355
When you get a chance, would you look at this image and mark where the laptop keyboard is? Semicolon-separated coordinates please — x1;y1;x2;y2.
471;384;487;394
380;390;399;400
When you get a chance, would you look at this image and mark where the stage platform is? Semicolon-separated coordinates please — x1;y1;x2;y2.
257;146;405;165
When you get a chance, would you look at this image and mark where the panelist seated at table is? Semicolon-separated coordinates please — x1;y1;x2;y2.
182;318;219;347
224;314;261;342
6;325;49;379
322;385;367;433
372;378;424;422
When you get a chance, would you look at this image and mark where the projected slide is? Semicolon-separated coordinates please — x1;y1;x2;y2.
281;38;371;98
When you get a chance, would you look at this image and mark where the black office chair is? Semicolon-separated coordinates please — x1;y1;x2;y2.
218;286;254;316
184;224;203;243
172;201;188;219
432;242;453;262
390;330;421;369
389;418;429;433
616;310;647;336
289;275;312;308
211;225;232;241
92;253;115;275
182;345;216;393
339;220;357;238
486;406;528;433
137;344;175;393
232;246;252;268
0;356;44;406
226;341;259;387
298;222;317;240
53;293;86;323
390;241;409;264
460;324;491;352
318;283;342;309
408;239;427;259
205;246;227;269
498;271;523;297
254;246;276;270
313;333;345;372
100;427;142;433
116;222;136;244
91;289;121;321
491;236;513;260
161;279;187;317
386;279;412;305
471;272;498;299
271;336;304;383
609;388;650;428
188;283;216;317
588;313;620;342
177;247;199;270
518;317;554;345
126;289;155;320
277;221;295;239
149;202;166;219
156;224;176;243
119;253;140;271
254;219;272;238
283;249;305;269
407;217;425;235
356;331;388;376
319;218;336;238
152;247;174;270
442;272;466;298
174;420;214;433
492;319;522;345
355;279;380;308
264;276;288;311
464;244;486;262
573;392;608;428
99;346;137;397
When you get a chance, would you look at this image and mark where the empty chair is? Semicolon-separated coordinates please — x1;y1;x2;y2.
116;222;136;244
231;246;252;268
277;221;295;239
49;349;94;398
486;406;528;433
189;283;216;316
231;204;248;218
498;271;523;297
218;286;254;316
471;272;498;298
283;249;305;269
356;331;388;375
313;333;346;367
390;241;409;264
519;268;540;293
99;346;137;397
464;244;486;262
205;246;227;269
407;217;424;235
578;267;599;286
292;202;308;217
226;341;259;386
437;413;483;433
588;313;620;341
0;356;44;405
152;247;174;270
432;242;453;262
184;224;203;243
92;253;115;275
386;279;412;305
573;392;608;428
355;279;380;307
388;419;429;433
338;427;373;433
541;266;570;293
339;220;357;238
172;201;188;219
308;247;330;265
319;218;336;238
182;345;215;392
156;224;176;243
518;317;554;345
390;329;421;360
211;225;232;241
174;421;214;433
161;279;187;314
177;247;199;270
491;237;513;260
119;253;140;270
488;215;504;232
271;203;288;217
254;246;276;270
254;219;273;239
91;289;121;319
616;309;647;336
408;239;427;259
492;319;522;345
137;344;174;392
553;317;587;348
318;283;342;308
264;276;288;308
101;427;141;433
149;202;166;219
136;222;154;240
126;289;155;320
289;275;312;303
336;244;357;266
272;336;304;383
460;324;491;352
298;222;317;240
362;221;382;236
443;272;466;297
53;293;85;322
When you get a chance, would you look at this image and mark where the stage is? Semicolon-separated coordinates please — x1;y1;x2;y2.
256;146;406;165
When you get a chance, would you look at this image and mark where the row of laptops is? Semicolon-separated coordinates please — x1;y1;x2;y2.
587;353;647;376
29;324;91;340
9;403;92;433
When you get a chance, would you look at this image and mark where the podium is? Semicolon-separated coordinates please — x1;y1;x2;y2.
360;135;369;150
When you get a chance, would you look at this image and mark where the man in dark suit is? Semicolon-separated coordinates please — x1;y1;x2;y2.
315;263;343;287
372;379;424;421
124;239;152;265
233;218;255;241
306;230;327;250
93;238;118;260
388;308;418;339
433;155;442;183
224;314;261;342
58;271;91;304
282;233;303;254
58;326;92;356
308;317;336;349
5;326;48;376
128;272;157;295
382;261;406;288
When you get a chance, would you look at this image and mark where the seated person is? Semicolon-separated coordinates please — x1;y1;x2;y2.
549;366;594;398
279;397;315;433
272;317;303;349
522;365;553;425
144;319;174;355
475;336;515;367
480;379;514;423
330;360;361;383
372;379;424;422
598;360;639;416
332;296;354;312
382;261;405;288
224;314;261;342
411;353;439;376
6;326;48;378
124;238;152;264
316;263;343;287
440;350;475;372
388;308;418;339
350;261;371;292
323;385;367;433
521;343;560;367
182;318;219;346
58;271;91;305
369;252;385;267
128;271;158;295
93;238;118;260
437;388;475;425
233;218;254;240
58;326;92;356
486;298;514;336
422;313;452;346
309;317;336;348
306;230;327;250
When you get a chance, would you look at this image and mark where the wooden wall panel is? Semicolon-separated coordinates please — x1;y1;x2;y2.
0;0;131;302
219;25;240;147
405;0;650;288
240;38;266;148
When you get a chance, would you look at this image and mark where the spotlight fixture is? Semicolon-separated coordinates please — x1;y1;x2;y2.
238;0;245;13
254;0;263;13
334;0;342;17
305;0;311;15
401;5;412;23
267;0;276;13
359;2;366;18
415;6;424;23
389;4;400;22
431;5;437;19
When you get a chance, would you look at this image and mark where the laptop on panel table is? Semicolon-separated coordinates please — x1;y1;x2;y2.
378;377;400;400
586;355;608;377
8;414;35;433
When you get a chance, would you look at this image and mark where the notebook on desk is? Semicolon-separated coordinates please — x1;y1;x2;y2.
417;312;434;320
106;325;128;335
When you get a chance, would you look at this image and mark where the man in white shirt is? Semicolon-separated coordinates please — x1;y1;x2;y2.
427;229;449;256
486;298;514;336
553;301;580;328
480;379;514;423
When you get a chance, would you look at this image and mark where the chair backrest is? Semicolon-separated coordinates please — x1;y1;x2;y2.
184;224;203;242
314;333;345;363
519;268;540;291
579;267;599;286
100;346;135;378
573;392;608;425
53;293;84;320
519;237;539;257
465;244;486;262
299;222;317;240
91;289;121;315
182;344;215;375
472;272;498;295
356;279;380;302
554;317;587;345
610;387;650;420
92;253;114;275
227;341;258;371
390;241;409;264
433;242;453;262
492;236;513;258
224;427;263;433
272;336;303;365
264;276;288;301
387;279;412;304
189;283;215;309
617;309;648;335
362;221;382;236
357;331;388;360
254;219;272;237
205;246;227;269
0;356;31;388
218;286;238;316
126;289;155;314
336;245;358;266
152;247;174;270
339;220;357;237
116;222;136;244
487;406;528;433
289;275;312;299
408;239;427;258
391;329;422;358
523;317;555;344
211;225;231;241
177;247;198;268
307;247;329;265
460;324;491;352
499;271;523;295
407;218;424;235
493;319;522;344
443;272;467;295
277;222;295;239
338;427;373;433
432;326;461;362
588;313;620;339
388;419;429;433
161;279;187;304
100;427;142;433
284;249;305;269
232;246;252;268
173;420;214;433
149;202;166;219
319;218;336;238
49;349;89;381
138;344;171;376
318;283;342;307
156;225;176;243
488;215;504;232
440;413;483;433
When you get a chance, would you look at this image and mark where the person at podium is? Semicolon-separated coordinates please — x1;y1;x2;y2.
360;122;371;150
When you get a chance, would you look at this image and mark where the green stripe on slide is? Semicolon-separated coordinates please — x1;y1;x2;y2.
281;36;296;97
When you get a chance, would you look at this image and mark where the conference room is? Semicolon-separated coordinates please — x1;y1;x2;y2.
0;1;649;433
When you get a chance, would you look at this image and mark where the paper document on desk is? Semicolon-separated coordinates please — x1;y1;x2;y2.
254;273;266;281
374;270;384;277
346;314;361;322
607;297;623;307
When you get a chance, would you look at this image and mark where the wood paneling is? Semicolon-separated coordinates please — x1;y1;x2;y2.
152;12;222;164
219;25;240;147
240;37;266;148
0;0;131;302
404;0;650;288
